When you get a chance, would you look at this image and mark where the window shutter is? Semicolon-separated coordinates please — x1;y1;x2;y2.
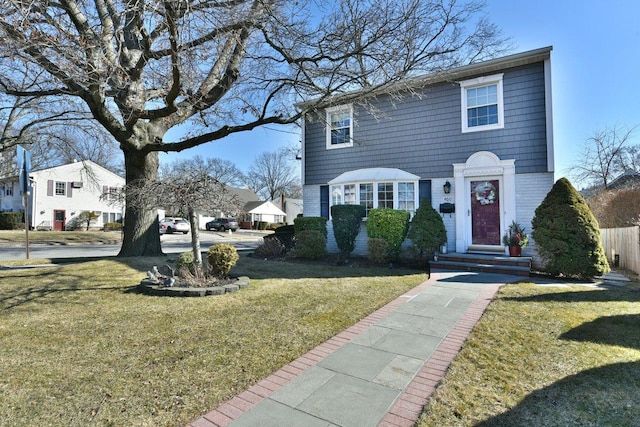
67;182;73;197
320;185;329;219
47;180;53;196
418;180;432;205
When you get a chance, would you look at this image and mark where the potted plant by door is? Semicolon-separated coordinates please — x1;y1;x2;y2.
502;221;529;256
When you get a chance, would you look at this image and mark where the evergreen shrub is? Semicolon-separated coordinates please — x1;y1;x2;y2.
176;251;197;275
331;204;365;256
407;199;447;261
207;243;239;278
367;238;390;265
0;212;23;230
293;216;327;239
365;208;410;261
531;177;610;279
292;230;327;259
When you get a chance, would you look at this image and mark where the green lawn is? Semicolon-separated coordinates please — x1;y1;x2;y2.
417;282;640;427
0;255;427;427
0;230;122;246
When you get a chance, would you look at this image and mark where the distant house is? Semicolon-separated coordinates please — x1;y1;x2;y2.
242;200;286;228
299;46;555;257
197;187;259;229
609;169;640;190
0;160;125;230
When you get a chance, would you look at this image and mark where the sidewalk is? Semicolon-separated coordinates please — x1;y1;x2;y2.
188;270;523;427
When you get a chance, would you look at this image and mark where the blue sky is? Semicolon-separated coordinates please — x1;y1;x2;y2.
163;1;640;181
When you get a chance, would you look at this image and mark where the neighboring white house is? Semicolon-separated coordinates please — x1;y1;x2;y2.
0;160;125;231
243;200;286;227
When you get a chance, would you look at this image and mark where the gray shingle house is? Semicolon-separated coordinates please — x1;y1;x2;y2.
299;46;555;258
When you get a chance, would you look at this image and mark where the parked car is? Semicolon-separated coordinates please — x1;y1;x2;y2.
159;217;190;234
206;218;239;232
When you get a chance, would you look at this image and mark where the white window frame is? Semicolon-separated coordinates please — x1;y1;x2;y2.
326;105;353;149
460;73;504;133
55;181;66;196
329;181;418;219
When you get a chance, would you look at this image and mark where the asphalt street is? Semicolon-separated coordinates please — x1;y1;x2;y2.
0;230;265;261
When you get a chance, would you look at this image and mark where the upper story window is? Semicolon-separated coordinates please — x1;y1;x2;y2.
55;181;66;196
4;183;13;196
460;73;504;133
326;105;353;149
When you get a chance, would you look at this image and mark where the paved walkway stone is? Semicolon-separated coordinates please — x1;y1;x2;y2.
187;270;523;427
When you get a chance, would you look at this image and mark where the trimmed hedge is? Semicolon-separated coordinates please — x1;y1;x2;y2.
365;208;410;261
292;229;327;259
294;216;327;239
331;204;365;256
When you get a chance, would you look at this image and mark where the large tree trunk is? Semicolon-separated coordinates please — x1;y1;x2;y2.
118;149;163;257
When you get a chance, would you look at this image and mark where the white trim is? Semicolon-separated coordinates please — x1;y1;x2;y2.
327;168;419;218
453;151;515;253
326;104;354;149
459;73;504;133
544;58;555;172
329;167;420;184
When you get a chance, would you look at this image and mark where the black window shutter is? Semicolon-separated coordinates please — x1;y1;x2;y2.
320;185;329;219
418;180;432;206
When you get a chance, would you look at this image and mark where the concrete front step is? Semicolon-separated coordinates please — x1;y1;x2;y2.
431;253;531;276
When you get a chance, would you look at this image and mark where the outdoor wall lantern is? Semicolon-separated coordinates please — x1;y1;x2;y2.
443;180;452;194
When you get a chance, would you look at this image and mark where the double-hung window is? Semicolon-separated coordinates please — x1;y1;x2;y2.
55;181;66;196
460;73;504;133
326;105;353;149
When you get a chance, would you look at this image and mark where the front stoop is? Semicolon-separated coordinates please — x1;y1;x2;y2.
430;252;531;276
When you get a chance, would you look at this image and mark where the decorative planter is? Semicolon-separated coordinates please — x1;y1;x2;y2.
508;246;522;257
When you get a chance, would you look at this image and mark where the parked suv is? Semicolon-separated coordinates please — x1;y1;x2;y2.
159;217;190;234
206;218;239;232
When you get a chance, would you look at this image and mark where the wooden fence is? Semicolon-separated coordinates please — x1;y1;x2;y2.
600;226;640;274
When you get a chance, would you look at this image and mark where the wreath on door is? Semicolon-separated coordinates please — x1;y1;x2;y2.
474;182;496;205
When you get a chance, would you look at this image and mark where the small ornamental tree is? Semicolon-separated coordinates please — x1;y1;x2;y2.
331;205;366;257
532;177;610;279
366;208;410;261
77;211;100;231
407;199;447;261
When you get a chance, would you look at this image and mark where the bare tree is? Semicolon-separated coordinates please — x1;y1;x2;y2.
570;124;638;190
0;0;508;256
128;156;243;267
0;82;123;176
244;149;299;200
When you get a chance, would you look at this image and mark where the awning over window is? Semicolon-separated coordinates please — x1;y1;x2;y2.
328;168;420;185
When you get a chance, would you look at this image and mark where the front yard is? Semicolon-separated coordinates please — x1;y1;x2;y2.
1;248;639;427
0;255;426;426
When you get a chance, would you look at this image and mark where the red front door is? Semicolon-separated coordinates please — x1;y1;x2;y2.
53;210;65;231
470;180;501;246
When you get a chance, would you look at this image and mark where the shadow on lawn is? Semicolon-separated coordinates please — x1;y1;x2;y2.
475;361;640;427
501;286;640;304
560;314;640;350
227;254;427;280
0;266;138;311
